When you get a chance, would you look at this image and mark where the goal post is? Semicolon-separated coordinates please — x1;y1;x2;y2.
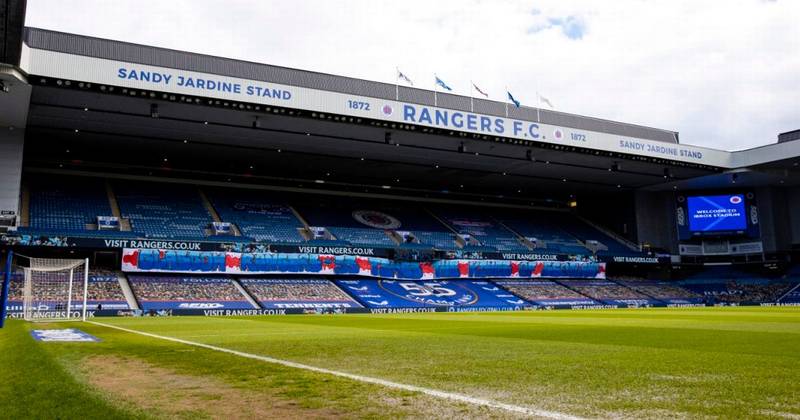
16;255;90;322
0;251;12;328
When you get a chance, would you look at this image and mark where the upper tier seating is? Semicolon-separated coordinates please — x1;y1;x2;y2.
115;182;212;239
497;211;589;254
296;199;457;249
207;189;305;243
27;177;113;232
435;208;528;252
548;213;636;255
409;231;458;250
18;177;637;256
327;226;395;246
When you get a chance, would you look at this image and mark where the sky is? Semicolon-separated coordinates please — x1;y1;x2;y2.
24;0;800;151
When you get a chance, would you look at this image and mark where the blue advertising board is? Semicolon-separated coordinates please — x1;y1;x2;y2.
138;300;255;310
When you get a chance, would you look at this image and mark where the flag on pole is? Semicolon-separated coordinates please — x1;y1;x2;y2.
507;91;521;108
538;93;554;108
397;68;413;86
472;82;489;98
434;75;453;91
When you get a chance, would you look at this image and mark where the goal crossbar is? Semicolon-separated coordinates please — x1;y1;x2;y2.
17;256;90;322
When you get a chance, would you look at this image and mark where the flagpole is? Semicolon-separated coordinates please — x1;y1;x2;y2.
536;100;541;122
469;79;474;113
434;74;438;107
504;85;509;118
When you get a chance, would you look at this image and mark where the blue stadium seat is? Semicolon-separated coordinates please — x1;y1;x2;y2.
435;209;529;252
327;227;394;246
207;189;306;244
115;182;213;240
27;176;114;231
296;199;457;249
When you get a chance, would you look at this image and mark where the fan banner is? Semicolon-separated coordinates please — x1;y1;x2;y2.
335;279;528;308
120;248;606;280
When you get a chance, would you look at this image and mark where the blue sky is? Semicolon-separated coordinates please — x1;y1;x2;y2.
24;0;800;151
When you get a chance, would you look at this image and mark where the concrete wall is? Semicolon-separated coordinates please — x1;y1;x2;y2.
634;191;678;253
755;187;793;253
0;129;23;222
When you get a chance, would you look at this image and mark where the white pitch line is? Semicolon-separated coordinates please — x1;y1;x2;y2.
88;321;583;420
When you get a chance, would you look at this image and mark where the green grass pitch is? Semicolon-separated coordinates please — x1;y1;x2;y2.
2;306;799;419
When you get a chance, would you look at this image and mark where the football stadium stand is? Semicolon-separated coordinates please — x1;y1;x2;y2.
239;278;361;309
494;280;597;306
82;271;129;308
115;182;214;240
558;279;656;305
779;266;800;303
327;226;395;247
4;271;23;303
127;275;253;310
780;284;800;303
679;267;798;304
13;177;646;257
435;208;529;252
612;278;703;304
207;189;305;243
294;199;459;249
3;23;800;324
682;281;795;304
547;213;638;255
3;269;129;311
19;177;134;239
497;211;590;254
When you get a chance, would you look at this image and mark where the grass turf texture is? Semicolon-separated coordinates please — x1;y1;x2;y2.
1;306;799;419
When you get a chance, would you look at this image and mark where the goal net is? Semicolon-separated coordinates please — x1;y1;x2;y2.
20;257;89;322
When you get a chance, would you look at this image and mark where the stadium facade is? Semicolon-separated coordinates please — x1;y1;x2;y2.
1;1;799;317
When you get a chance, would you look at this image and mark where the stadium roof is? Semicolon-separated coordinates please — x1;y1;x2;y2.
22;28;680;145
5;27;800;203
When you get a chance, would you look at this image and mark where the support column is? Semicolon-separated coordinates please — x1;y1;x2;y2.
0;66;30;230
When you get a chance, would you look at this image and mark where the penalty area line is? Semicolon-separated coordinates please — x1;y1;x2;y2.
88;321;582;419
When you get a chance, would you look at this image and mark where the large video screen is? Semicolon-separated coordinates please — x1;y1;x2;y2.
687;194;746;232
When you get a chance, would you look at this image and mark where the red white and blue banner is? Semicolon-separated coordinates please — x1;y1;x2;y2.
121;248;606;280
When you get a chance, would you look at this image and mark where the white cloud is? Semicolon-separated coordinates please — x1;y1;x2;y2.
24;0;800;150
